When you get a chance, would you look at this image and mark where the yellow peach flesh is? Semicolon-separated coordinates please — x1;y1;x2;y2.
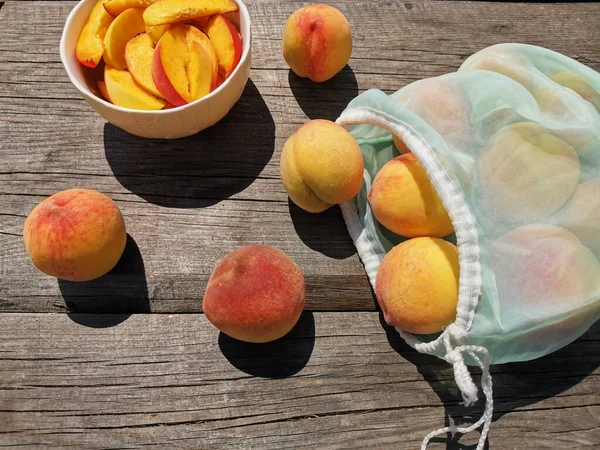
103;0;158;17
146;23;172;44
97;80;111;102
143;0;239;27
152;25;217;105
203;14;243;78
125;33;164;98
76;0;114;68
105;65;166;110
103;8;146;70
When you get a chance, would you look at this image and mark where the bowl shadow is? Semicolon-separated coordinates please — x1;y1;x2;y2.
289;65;359;121
379;314;600;449
58;234;149;328
218;311;316;379
103;79;275;208
288;199;356;259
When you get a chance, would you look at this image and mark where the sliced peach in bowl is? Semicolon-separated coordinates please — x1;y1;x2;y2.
76;0;114;68
204;14;242;78
151;26;189;106
105;65;166;110
146;23;172;44
190;16;211;30
152;25;217;106
103;7;145;69
143;0;239;27
125;33;164;98
215;73;226;89
61;0;251;138
103;0;158;17
97;80;111;102
188;40;215;100
188;26;219;90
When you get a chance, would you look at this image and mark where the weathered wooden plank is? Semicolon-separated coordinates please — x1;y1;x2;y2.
2;1;600;312
0;0;376;312
0;312;599;449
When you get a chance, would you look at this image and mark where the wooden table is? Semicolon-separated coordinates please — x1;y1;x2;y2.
1;0;599;448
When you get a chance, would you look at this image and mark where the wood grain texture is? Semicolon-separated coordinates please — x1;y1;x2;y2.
2;2;600;449
2;1;600;313
1;312;599;449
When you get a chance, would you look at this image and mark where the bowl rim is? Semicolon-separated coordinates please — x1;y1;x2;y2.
60;0;252;115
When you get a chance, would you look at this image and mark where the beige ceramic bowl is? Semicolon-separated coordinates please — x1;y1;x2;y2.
60;0;252;139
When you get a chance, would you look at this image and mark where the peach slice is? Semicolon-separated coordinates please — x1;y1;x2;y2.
104;0;158;17
103;8;146;70
143;0;239;27
188;40;214;100
146;23;172;44
152;25;218;106
76;0;114;68
103;0;158;16
188;26;219;91
97;80;112;102
125;33;164;98
190;16;211;30
215;73;225;89
152;26;189;106
105;65;166;110
203;14;242;78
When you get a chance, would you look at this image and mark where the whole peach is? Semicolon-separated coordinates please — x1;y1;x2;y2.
376;238;459;335
491;224;600;315
393;78;471;150
23;189;127;282
491;224;600;353
203;245;306;343
368;153;454;238
282;4;352;82
565;180;600;257
280;119;364;213
551;72;600;112
392;135;411;154
479;122;580;223
462;49;534;90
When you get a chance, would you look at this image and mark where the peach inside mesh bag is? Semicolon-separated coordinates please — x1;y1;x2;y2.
335;44;600;449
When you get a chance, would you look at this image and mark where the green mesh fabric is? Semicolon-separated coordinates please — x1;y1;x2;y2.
338;44;600;365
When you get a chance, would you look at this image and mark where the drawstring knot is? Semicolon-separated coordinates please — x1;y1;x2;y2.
421;326;494;450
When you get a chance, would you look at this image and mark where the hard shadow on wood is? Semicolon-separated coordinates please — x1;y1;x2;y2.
379;313;600;449
289;66;358;121
59;234;149;328
218;311;315;378
103;79;275;208
288;199;356;259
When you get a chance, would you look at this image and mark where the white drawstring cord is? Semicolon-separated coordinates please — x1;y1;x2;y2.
336;108;492;450
421;327;494;450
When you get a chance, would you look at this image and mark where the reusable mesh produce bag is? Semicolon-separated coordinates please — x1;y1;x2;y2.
336;44;600;448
